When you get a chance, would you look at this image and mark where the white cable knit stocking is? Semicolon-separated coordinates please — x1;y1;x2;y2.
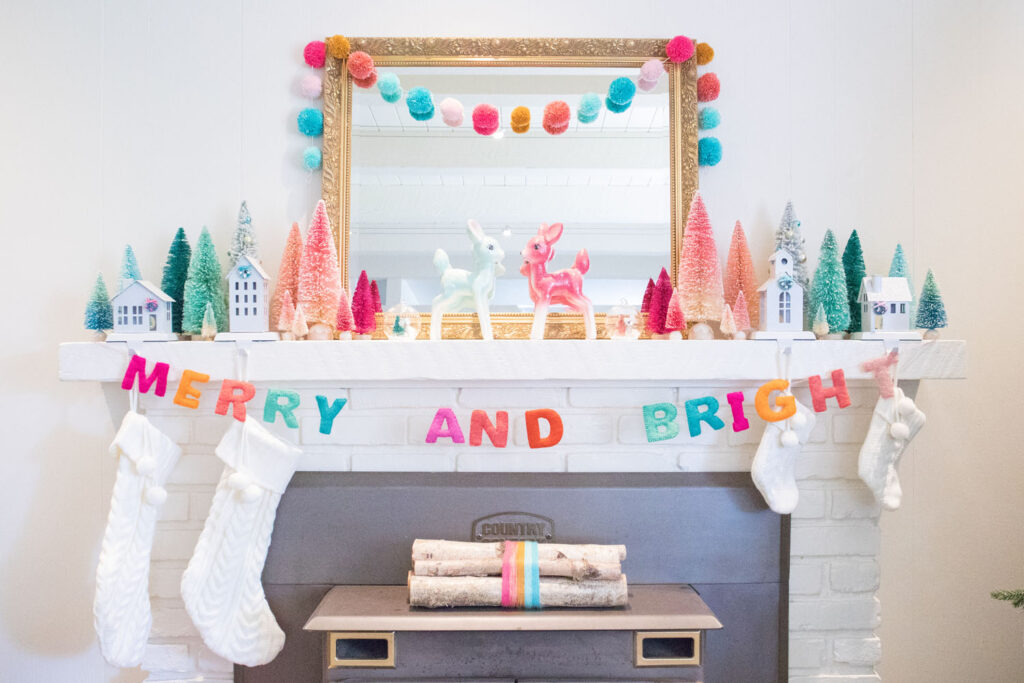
858;387;926;510
751;399;816;514
181;416;302;667
94;411;181;667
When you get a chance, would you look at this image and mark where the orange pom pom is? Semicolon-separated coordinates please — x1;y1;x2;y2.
511;106;531;134
696;42;714;65
542;101;570;135
327;35;351;59
697;72;720;102
347;51;375;80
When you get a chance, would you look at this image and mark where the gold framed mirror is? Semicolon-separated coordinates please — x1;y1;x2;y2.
322;37;698;339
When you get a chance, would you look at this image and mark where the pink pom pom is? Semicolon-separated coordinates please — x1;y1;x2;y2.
353;70;377;89
440;97;464;127
543;101;571;135
637;77;659;92
697;72;720;102
304;40;326;68
472;104;499;135
347;51;375;80
300;74;322;98
640;58;665;82
666;35;695;63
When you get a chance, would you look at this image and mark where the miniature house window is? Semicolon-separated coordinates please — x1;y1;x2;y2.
890;303;896;313
900;303;906;313
778;292;791;324
780;256;788;265
235;282;239;290
863;303;868;313
235;294;240;303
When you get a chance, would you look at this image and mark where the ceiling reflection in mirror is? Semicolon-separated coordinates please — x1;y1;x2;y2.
349;66;669;313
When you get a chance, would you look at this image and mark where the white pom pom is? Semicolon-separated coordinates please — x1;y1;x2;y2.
227;471;252;491
890;422;910;440
144;485;168;507
135;456;157;475
790;412;808;428
300;73;322;98
689;322;714;340
780;430;799;447
898;397;916;416
240;484;262;503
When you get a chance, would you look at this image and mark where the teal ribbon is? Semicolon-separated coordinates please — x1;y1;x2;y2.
523;540;540;609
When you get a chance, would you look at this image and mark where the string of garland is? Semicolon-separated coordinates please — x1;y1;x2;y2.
295;34;724;168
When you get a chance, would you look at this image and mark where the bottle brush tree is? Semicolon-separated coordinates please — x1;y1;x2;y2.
774;201;809;292
719;302;737;338
160;227;191;333
842;230;867;333
647;267;673;335
370;280;383;313
991;589;1024;610
201;302;218;340
732;291;751;332
678;191;724;322
665;288;686;335
915;269;947;331
120;244;142;284
182;227;226;335
277;290;296;335
811;302;830;338
641;278;655;312
271;222;303;331
810;229;850;334
336;288;355;338
297;200;342;333
351;270;377;335
292;303;309;339
227;200;259;268
84;273;113;332
889;243;914;320
725;220;758;326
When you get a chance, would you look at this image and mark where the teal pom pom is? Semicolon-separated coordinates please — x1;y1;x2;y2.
578;93;602;123
303;146;322;170
607;77;636;106
297;108;324;136
699;107;721;130
407;87;435;121
605;97;631;114
698;137;723;166
378;73;402;103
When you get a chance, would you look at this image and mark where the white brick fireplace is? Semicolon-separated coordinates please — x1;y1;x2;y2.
59;340;966;682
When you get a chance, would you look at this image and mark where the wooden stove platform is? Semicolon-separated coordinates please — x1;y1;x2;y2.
304;583;723;632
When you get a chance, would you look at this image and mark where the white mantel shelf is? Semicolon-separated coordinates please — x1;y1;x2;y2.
58;339;966;384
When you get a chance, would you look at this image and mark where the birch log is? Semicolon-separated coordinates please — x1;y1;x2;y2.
407;572;628;608
413;558;621;581
411;539;626;564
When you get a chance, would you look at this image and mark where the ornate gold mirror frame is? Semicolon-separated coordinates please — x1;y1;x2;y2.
322;37;698;339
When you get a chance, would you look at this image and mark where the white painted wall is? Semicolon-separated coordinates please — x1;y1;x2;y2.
0;0;1021;681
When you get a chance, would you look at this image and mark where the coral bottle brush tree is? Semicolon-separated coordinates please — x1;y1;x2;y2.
810;230;850;335
182;227;226;335
271;222;303;332
724;220;758;327
297;200;342;339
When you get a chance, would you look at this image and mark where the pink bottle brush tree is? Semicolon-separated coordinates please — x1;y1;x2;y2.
297;201;342;339
724;220;759;327
664;288;686;339
678;191;724;338
271;222;303;331
336;289;355;340
351;270;377;337
647;267;674;338
370;280;383;313
732;291;751;338
276;290;296;340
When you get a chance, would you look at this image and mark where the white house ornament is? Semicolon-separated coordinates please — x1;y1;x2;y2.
106;279;177;341
851;275;922;341
94;411;181;667
216;254;279;341
751;249;814;340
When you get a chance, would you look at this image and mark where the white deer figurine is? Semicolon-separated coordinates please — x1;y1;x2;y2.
430;219;506;340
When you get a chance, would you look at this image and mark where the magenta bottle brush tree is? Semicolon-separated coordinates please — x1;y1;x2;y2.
182;227;226;335
351;270;377;337
809;230;850;335
678;191;724;337
297;200;342;339
647;267;674;337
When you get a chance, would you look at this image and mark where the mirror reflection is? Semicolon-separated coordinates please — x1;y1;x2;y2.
349;66;670;312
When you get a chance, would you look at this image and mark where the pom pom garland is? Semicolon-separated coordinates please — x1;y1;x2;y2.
439;97;464;126
297;108;324;136
353;70;378;89
347;51;375;80
303;40;326;68
696;42;714;65
640;58;666;83
300;74;323;98
607;77;636;106
699;107;720;130
472;104;500;135
510;106;530;133
698;137;722;166
302;146;322;170
542;100;571;135
326;35;351;59
697;72;721;102
377;72;402;103
577;93;602;124
605;97;631;114
666;35;695;63
406;87;435;121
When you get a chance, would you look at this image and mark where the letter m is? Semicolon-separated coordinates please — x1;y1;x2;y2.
121;355;170;397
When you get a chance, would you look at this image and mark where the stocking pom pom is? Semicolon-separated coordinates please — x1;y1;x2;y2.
353;70;377;89
699;107;720;130
790;411;808;428
135;456;156;475
378;72;402;103
326;35;351;59
302;146;322;170
698;137;722;166
511;105;530;133
297;108;324;136
144;485;168;507
439;97;464;126
542;100;571;135
697;72;721;101
347;51;375;80
898;397;916;416
780;430;799;447
407;87;435;121
472;104;500;135
577;93;602;124
666;35;695;63
241;484;262;503
696;42;714;65
228;471;252;491
641;58;666;82
303;40;326;68
889;422;910;440
300;73;322;98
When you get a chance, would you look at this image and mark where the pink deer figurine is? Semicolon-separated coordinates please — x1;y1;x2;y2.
520;222;596;340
